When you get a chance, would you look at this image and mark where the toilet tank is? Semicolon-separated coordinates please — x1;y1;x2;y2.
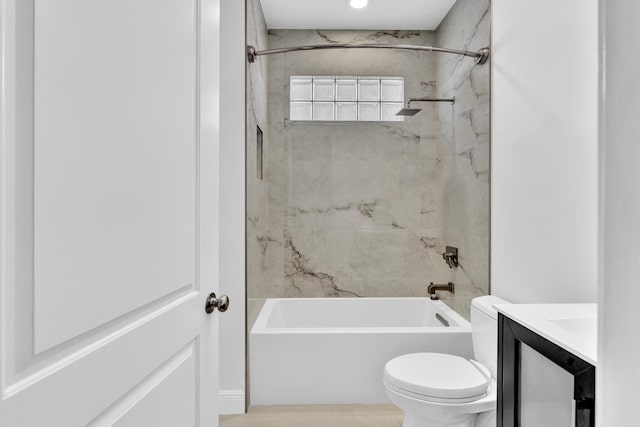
471;295;509;379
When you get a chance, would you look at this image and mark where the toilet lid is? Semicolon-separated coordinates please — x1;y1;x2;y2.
384;353;490;401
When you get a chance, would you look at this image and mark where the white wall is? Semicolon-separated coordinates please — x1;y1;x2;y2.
598;1;640;423
491;0;599;303
219;0;246;414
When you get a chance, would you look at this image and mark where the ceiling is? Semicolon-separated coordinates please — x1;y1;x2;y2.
259;0;458;30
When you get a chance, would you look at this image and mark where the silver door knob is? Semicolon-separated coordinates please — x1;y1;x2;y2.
205;292;230;314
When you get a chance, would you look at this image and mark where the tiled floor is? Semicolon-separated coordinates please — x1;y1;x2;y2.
220;404;404;427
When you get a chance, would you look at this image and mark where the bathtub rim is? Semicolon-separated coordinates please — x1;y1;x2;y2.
251;297;472;335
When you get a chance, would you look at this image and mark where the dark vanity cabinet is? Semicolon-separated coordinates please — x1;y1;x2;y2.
497;314;596;427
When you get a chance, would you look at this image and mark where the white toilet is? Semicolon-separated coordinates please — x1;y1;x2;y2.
383;295;508;427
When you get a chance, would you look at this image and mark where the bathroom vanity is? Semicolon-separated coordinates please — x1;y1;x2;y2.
495;304;597;427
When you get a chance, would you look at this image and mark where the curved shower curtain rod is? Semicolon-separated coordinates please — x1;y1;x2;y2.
247;44;490;65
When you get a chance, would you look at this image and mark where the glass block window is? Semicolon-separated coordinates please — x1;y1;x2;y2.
289;76;404;122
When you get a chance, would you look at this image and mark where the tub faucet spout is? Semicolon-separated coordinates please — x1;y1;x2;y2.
427;282;455;300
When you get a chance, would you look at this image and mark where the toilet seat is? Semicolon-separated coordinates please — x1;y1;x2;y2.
384;353;491;404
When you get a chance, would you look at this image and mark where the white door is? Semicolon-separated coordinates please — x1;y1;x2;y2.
0;0;221;425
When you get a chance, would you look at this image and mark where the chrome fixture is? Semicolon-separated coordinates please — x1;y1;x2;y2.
435;313;450;327
442;246;459;268
396;97;455;116
205;292;230;314
247;44;490;65
427;282;455;300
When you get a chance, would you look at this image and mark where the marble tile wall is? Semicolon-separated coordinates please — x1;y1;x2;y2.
246;0;490;320
262;29;454;303
246;0;269;316
434;0;490;317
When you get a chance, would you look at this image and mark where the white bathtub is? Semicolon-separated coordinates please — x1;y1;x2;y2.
249;298;472;405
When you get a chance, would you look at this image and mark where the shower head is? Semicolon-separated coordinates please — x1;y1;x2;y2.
396;108;423;116
396;96;455;117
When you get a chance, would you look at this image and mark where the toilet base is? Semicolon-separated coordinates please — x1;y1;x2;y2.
475;411;496;427
386;382;497;427
385;375;497;427
403;413;477;427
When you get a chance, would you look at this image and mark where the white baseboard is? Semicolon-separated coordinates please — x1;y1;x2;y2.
219;390;245;415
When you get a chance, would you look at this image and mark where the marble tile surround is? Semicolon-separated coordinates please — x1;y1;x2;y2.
246;0;270;308
434;0;491;316
246;0;490;320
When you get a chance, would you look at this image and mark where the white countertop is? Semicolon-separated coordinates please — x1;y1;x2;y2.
495;304;597;366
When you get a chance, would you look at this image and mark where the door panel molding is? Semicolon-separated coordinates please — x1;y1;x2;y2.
32;0;200;354
5;0;204;373
88;340;197;426
1;293;202;425
2;289;197;397
0;0;220;425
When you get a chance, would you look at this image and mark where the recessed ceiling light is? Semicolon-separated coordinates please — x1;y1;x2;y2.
350;0;368;9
